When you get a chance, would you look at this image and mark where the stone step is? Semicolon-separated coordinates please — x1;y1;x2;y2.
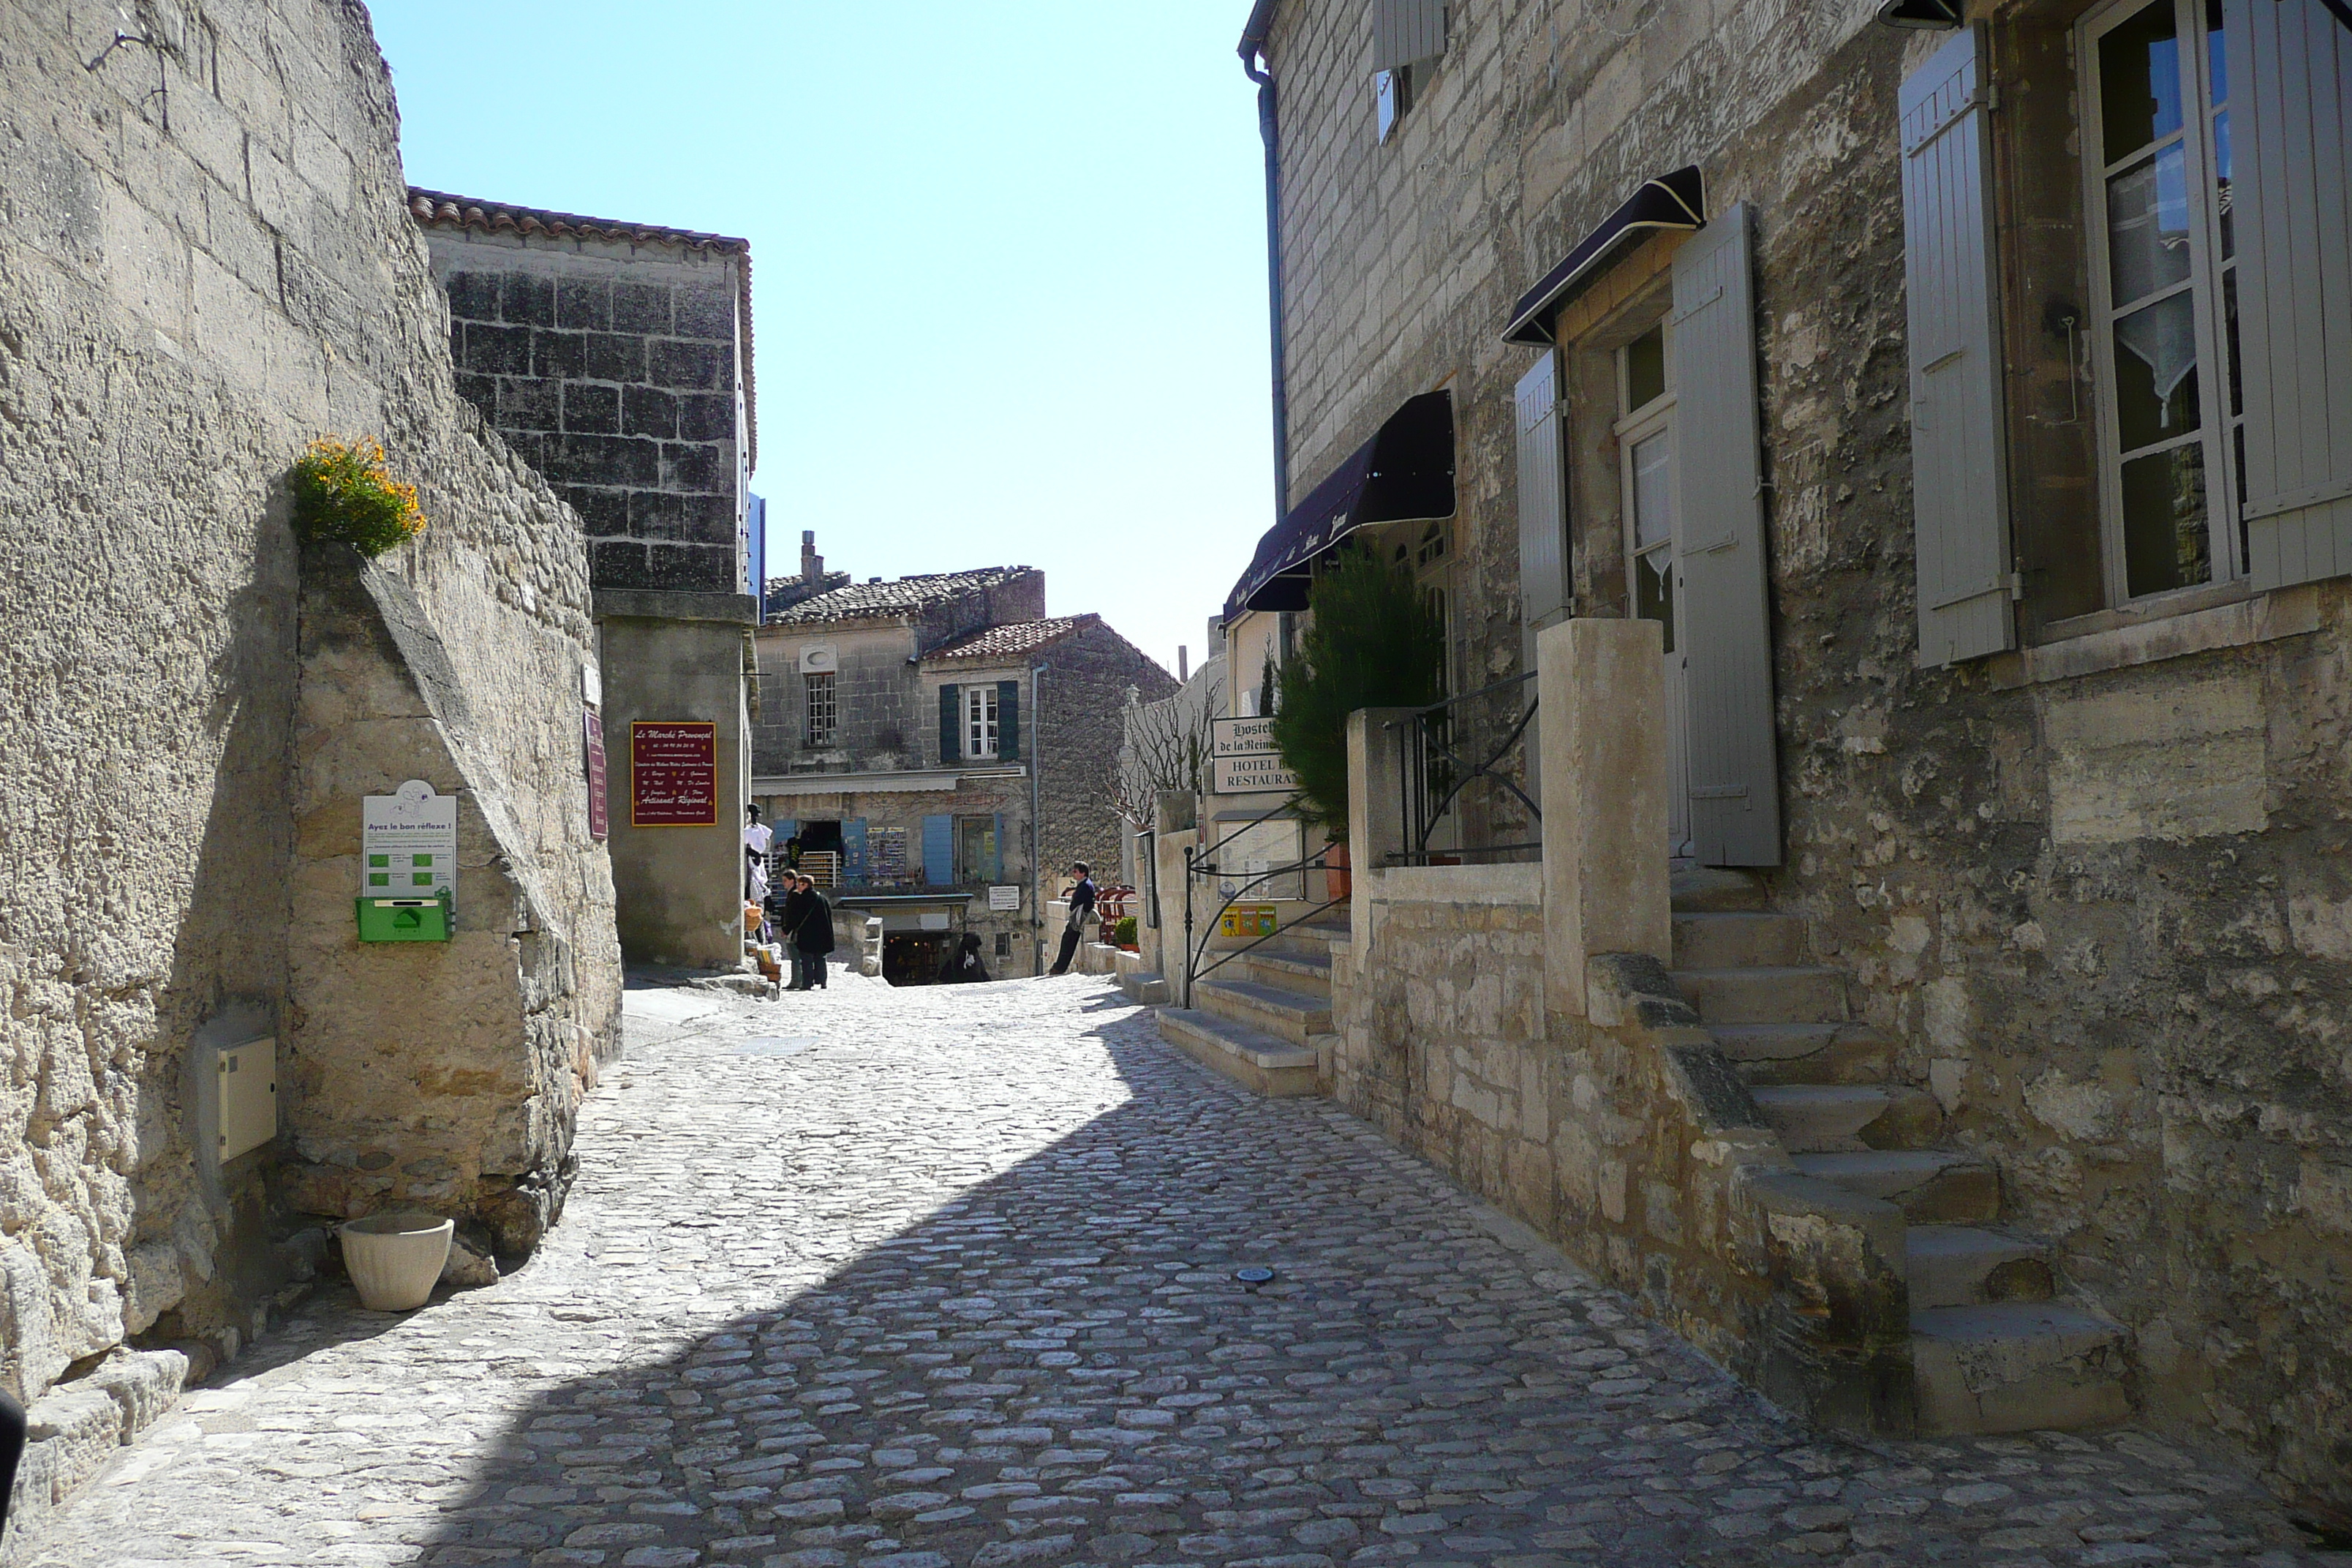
1241;946;1333;999
1193;976;1333;1045
1910;1303;2131;1434
1792;1150;2001;1224
1670;866;1771;912
1671;911;1806;970
1670;965;1849;1025
1156;1008;1320;1098
1116;969;1171;1006
1750;1085;1891;1152
1711;1022;1896;1086
1907;1226;2055;1311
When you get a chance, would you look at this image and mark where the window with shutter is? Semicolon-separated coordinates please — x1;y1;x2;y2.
2225;0;2352;587
1901;26;2018;666
997;679;1021;761
1669;203;1782;868
1371;0;1446;142
964;685;1000;760
921;815;954;886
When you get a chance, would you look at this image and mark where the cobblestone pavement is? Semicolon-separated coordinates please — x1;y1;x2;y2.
18;973;2328;1568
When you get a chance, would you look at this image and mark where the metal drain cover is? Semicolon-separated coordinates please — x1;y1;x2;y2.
1234;1267;1276;1285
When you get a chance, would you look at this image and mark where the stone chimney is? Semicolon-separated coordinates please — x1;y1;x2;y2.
800;529;823;584
1178;645;1189;682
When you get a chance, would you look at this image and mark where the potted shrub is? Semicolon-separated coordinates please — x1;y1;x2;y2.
1269;549;1447;867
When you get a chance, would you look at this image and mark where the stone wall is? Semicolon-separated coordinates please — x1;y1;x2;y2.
1037;622;1178;894
425;228;748;596
0;0;619;1531
1261;0;2352;1518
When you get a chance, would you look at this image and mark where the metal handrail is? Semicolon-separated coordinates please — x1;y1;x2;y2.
1178;823;1344;1009
1387;671;1541;865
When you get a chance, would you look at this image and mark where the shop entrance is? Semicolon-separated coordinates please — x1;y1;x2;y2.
882;932;954;986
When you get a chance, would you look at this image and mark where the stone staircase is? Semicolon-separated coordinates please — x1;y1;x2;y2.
1153;913;1346;1097
1671;869;2132;1435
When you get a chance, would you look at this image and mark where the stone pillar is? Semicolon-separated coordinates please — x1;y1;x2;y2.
1538;619;1671;1017
1345;707;1417;934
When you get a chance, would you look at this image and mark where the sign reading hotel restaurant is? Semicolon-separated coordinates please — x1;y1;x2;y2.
1210;715;1299;794
630;721;719;827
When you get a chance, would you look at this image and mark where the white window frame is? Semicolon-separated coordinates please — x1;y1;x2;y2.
804;669;837;747
2078;0;2242;606
963;683;999;761
1616;326;1679;653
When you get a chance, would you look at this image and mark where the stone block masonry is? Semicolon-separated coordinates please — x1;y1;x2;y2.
0;0;620;1542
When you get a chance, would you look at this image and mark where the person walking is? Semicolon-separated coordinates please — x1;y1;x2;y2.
1048;861;1096;976
935;931;991;984
776;874;815;990
744;804;772;905
789;872;835;990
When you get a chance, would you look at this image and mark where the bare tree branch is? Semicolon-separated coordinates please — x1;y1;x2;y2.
1110;676;1223;826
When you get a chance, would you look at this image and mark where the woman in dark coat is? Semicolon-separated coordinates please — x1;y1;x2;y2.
790;874;835;990
936;931;990;984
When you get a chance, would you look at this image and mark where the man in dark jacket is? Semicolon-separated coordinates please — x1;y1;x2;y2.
1049;861;1096;976
790;874;836;990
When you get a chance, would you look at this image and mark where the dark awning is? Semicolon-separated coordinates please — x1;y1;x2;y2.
1501;166;1706;346
1224;391;1455;619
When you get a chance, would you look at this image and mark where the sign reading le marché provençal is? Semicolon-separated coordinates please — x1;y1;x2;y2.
1210;715;1300;795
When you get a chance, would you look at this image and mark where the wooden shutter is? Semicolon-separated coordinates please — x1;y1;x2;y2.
1900;26;2016;666
1515;350;1569;652
2229;0;2352;588
1670;201;1782;868
1372;0;1446;71
938;685;960;764
922;815;954;886
998;679;1021;761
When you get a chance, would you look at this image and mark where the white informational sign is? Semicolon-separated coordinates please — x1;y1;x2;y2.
361;780;458;906
581;661;603;708
1215;818;1305;901
987;884;1022;911
919;911;951;931
1209;715;1298;794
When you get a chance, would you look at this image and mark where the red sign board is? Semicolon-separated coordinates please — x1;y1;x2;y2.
584;710;609;841
630;721;719;828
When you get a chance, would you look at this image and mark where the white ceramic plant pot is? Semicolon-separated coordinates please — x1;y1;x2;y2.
340;1212;454;1311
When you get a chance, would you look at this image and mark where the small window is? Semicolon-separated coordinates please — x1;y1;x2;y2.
963;684;999;760
994;932;1011;958
954;815;998;883
1376;65;1414;143
1622;323;1669;415
804;670;837;747
1417;521;1449;567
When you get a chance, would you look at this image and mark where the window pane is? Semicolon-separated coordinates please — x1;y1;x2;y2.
2121;442;2211;596
2100;0;2185;161
2112;291;2202;450
2212;108;2232;259
1630;431;1671;552
2106;144;2193;305
2223;268;2242;418
1635;550;1676;655
1624;325;1666;412
2206;0;2226;106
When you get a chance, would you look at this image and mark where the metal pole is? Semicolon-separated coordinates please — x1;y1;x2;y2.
1030;662;1047;978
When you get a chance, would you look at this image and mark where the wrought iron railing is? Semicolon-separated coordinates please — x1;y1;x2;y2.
1178;799;1343;1009
1387;671;1541;865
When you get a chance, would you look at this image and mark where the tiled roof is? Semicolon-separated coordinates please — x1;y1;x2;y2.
765;567;1036;627
921;614;1098;664
406;186;758;470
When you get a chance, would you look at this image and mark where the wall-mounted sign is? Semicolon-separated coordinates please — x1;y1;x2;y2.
362;780;458;902
1213;753;1300;794
581;661;603;708
584;710;609;842
630;721;718;827
799;645;837;674
988;884;1021;911
1211;715;1278;758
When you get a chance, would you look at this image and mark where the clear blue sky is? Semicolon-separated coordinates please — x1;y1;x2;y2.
374;1;1275;679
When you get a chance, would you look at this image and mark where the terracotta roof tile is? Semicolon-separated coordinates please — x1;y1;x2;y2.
765;567;1037;627
921;615;1098;664
407;186;758;470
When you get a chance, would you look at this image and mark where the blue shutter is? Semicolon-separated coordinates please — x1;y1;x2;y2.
922;815;954;886
998;679;1020;761
939;685;960;764
991;813;1006;883
843;818;868;886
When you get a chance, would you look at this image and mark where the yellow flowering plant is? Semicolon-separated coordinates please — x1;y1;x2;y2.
290;437;426;557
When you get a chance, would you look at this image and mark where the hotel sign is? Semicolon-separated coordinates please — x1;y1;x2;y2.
1210;715;1299;795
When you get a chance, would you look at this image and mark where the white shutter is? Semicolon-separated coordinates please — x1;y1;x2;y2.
1515;350;1569;655
1373;0;1447;72
1670;202;1782;869
2228;0;2352;588
1900;26;2016;666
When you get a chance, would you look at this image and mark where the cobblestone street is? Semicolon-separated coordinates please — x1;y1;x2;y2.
18;974;2323;1568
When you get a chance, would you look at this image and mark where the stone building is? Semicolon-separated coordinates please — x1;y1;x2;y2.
0;0;622;1536
410;190;758;971
752;560;1174;979
1222;0;2352;1526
